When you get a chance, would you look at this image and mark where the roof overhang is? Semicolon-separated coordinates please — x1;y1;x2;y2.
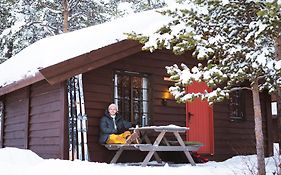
39;40;142;85
0;40;142;96
0;72;44;96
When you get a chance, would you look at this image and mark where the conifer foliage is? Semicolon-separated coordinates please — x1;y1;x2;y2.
129;1;281;175
0;0;166;63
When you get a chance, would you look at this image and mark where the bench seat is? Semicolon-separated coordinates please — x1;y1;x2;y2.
138;145;201;152
104;144;152;151
104;143;202;152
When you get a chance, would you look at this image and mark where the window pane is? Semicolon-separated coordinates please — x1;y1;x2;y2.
142;77;149;126
132;77;141;89
133;88;141;101
114;71;149;126
229;90;246;120
272;102;277;116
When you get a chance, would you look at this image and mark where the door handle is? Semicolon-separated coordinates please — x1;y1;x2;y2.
188;112;194;122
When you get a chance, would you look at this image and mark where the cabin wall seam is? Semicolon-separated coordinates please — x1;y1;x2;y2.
24;86;31;149
0;96;5;148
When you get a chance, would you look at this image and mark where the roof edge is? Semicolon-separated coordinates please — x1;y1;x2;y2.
0;72;45;96
40;40;142;85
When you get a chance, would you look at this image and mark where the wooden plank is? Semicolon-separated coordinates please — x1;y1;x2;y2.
30;90;60;107
31;80;61;94
5;89;27;102
31;87;61;98
87;118;102;127
29;128;60;137
213;102;230;113
0;72;44;96
39;153;60;159
4;123;25;132
2;115;25;126
214;119;255;128
84;92;112;102
4;139;25;147
137;145;201;152
83;71;112;85
5;108;26;117
4;90;26;149
30;111;61;123
30;145;60;154
0;96;4;148
29;137;61;145
4;130;25;139
59;82;68;159
40;40;142;84
30;101;61;115
24;86;30;149
84;101;108;110
104;144;149;150
84;84;112;94
29;121;60;131
153;107;185;115
153;111;186;118
153;121;185;127
86;109;106;117
215;127;255;134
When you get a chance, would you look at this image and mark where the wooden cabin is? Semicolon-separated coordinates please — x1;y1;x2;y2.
0;10;275;163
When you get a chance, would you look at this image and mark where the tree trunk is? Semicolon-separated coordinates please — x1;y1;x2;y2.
252;81;266;175
275;35;281;155
277;90;281;154
4;41;13;59
63;0;69;33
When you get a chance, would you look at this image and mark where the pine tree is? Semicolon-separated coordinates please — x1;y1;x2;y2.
129;1;281;175
0;0;167;62
275;24;281;156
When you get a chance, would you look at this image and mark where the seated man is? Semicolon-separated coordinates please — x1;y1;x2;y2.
99;103;138;144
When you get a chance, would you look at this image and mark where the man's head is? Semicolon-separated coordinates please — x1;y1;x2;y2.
108;103;118;116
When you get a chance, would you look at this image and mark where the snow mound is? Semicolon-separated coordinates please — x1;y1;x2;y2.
0;147;43;165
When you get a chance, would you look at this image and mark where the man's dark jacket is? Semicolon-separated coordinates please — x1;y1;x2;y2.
99;111;131;144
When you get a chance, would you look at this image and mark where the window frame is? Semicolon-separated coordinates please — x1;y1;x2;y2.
271;101;277;119
229;89;246;121
113;70;151;126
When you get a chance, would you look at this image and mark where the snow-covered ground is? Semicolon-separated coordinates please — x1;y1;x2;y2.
0;144;280;175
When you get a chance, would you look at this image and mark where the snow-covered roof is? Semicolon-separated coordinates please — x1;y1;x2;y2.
0;9;171;89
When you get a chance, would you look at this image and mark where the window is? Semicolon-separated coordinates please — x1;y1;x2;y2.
272;101;277;118
229;90;246;121
114;71;150;126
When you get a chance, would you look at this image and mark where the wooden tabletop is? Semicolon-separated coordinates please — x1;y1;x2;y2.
130;125;189;132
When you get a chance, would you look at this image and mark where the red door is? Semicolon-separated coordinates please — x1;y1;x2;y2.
186;82;214;154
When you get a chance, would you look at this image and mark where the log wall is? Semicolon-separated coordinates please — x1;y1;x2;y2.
1;80;67;159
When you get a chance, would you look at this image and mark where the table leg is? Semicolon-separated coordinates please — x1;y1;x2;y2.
162;137;171;146
173;132;196;166
141;131;166;167
142;133;162;163
110;148;124;163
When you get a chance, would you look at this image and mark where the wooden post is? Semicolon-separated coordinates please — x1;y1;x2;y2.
60;82;69;159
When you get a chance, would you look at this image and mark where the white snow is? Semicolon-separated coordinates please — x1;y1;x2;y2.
0;146;280;175
0;8;172;88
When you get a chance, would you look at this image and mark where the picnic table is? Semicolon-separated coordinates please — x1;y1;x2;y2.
104;125;202;167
